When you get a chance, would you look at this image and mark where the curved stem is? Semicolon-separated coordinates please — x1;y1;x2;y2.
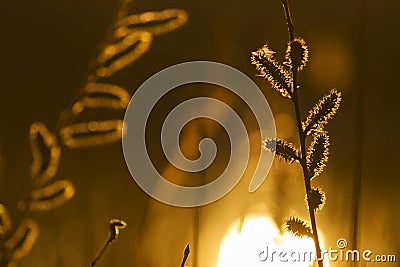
280;1;323;266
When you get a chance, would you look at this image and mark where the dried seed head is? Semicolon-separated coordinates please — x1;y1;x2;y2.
109;219;127;242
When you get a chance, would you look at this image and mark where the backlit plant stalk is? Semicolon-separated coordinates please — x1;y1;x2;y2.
282;0;323;264
251;1;342;267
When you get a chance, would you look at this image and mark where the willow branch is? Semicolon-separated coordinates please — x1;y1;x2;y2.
56;0;135;131
280;1;324;266
0;2;136;265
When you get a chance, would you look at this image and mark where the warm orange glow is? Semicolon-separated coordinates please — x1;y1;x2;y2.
218;216;327;267
308;36;354;91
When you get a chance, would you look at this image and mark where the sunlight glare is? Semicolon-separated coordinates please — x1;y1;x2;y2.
218;216;325;267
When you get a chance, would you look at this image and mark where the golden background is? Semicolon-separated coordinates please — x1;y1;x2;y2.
0;0;399;266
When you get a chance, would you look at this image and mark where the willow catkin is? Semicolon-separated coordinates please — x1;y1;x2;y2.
285;217;312;238
307;187;326;212
251;44;293;98
303;89;342;135
5;219;39;260
115;8;188;37
60;120;123;148
285;37;309;72
95;31;152;78
29;180;75;211
263;138;300;164
29;122;61;186
306;132;330;179
0;203;11;235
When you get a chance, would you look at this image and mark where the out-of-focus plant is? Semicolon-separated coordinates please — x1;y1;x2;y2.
90;219;127;267
251;0;342;266
0;0;187;266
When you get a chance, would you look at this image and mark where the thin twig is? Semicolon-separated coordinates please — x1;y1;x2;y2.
281;0;295;41
91;219;127;267
91;237;113;267
180;244;190;267
280;1;323;266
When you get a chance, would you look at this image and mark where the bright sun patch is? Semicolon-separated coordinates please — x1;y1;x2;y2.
218;216;326;267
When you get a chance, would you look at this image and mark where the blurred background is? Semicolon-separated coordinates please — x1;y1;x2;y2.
0;0;399;266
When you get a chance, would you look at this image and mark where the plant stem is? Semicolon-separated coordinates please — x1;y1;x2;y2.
292;90;323;267
91;236;113;267
281;0;294;41
180;244;190;267
280;1;323;266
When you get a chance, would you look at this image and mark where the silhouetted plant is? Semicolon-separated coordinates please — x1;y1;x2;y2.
180;244;190;267
91;218;127;267
0;0;187;266
251;1;342;266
